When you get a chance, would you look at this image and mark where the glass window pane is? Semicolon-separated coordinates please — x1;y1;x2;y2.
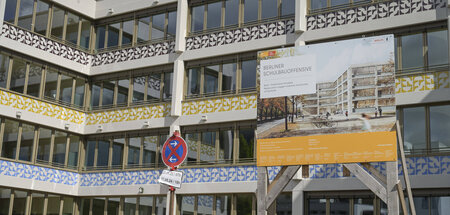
311;0;327;10
19;123;35;161
139;196;153;215
85;140;96;167
59;74;73;104
331;0;349;6
122;20;134;46
68;135;79;167
51;6;65;39
124;197;137;215
281;0;295;16
0;54;10;89
2;119;19;159
53;131;67;165
204;65;219;95
430;105;450;152
95;25;106;49
10;58;26;94
37;127;51;162
200;132;216;162
27;63;42;97
152;14;165;40
44;69;58;100
239;128;254;159
47;194;60;215
128;137;141;166
102;80;115;106
329;198;350;214
12;190;27;215
92;198;106;215
222;63;236;93
241;60;257;90
308;198;326;215
80;199;90;215
431;196;450;215
244;0;258;23
225;0;239;26
185;133;199;163
167;11;177;38
191;5;204;32
80;19;91;49
276;193;292;215
148;74;161;101
107;23;120;48
187;68;201;96
74;78;85;107
401;33;424;70
137;17;150;43
112;138;124;168
107;198;120;215
219;130;233;162
236;194;253;215
4;0;17;23
0;188;11;215
403;107;426;153
216;195;232;215
207;2;222;29
427;30;449;68
30;193;45;215
90;83;101;108
354;198;374;215
35;0;49;36
158;135;168;167
198;195;213;215
117;79;129;105
155;196;167;215
132;76;145;103
97;140;110;167
62;197;74;215
66;12;80;45
261;0;278;19
180;195;195;215
163;72;173;100
143;136;157;166
17;0;33;30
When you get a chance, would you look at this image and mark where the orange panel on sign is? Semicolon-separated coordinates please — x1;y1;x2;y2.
257;131;397;166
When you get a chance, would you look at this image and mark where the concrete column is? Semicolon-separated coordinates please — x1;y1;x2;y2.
387;161;399;215
292;189;304;215
171;59;184;117
0;0;6;29
295;0;307;33
448;15;450;66
175;0;188;53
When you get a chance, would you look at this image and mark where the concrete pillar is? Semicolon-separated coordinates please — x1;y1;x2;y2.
387;161;399;215
171;59;184;117
175;0;188;53
295;0;307;33
292;189;304;215
0;0;6;29
448;15;450;66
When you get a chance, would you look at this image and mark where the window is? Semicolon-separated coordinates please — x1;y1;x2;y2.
37;127;52;163
102;80;115;107
167;11;177;38
204;65;219;95
216;195;232;215
4;0;18;23
163;72;173;100
62;196;74;215
191;5;205;33
401;33;424;70
0;54;10;89
107;23;120;48
225;0;239;26
35;0;49;36
207;2;222;29
132;76;146;103
112;138;125;168
152;14;165;40
80;19;91;49
59;74;73;104
427;30;449;68
239;128;254;160
219;130;234;161
180;196;195;215
31;193;45;215
85;140;96;167
128;137;141;167
200;132;216;162
155;196;167;215
222;63;236;93
12;190;27;215
241;60;257;91
198;195;213;215
184;133;199;163
429;105;450;152
17;0;34;30
137;17;150;43
148;74;162;101
107;198;120;215
51;6;65;39
124;197;137;215
19;123;35;162
26;63;42;98
244;0;258;23
281;0;295;16
66;12;80;45
236;194;253;215
139;196;153;215
261;0;278;20
10;58;27;94
122;20;134;46
74;78;86;107
44;69;58;100
68;135;80;167
1;119;20;159
96;25;106;49
93;198;106;215
0;188;11;215
143;136;158;167
402;107;427;153
53;131;67;165
187;68;201;96
97;140;110;167
117;79;129;106
90;83;101;108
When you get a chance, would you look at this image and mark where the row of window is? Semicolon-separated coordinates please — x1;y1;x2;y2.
4;0;92;49
399;103;450;155
0;52;87;108
186;59;257;98
189;0;295;34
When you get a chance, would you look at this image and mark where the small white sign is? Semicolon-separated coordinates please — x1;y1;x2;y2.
260;55;317;99
158;170;183;188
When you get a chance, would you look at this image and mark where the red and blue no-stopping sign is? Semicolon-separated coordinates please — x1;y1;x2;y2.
162;131;188;168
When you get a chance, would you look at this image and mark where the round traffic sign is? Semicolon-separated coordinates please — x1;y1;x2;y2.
161;132;188;168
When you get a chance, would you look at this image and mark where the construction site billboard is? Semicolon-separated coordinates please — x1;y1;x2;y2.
257;35;398;166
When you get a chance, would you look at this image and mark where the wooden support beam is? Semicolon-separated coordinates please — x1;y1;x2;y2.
397;181;408;215
396;121;416;215
265;166;301;210
257;167;268;215
343;163;387;203
387;161;399;214
361;163;387;185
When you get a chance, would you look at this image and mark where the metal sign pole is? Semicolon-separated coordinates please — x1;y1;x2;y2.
168;166;176;215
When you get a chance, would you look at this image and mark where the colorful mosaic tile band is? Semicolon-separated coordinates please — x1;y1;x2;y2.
306;0;446;31
182;94;257;115
85;104;171;125
395;71;449;93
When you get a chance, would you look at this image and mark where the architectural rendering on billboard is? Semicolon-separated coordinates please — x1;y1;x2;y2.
257;35;398;166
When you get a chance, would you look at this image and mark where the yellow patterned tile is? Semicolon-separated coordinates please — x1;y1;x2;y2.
183;94;257;115
395;71;450;94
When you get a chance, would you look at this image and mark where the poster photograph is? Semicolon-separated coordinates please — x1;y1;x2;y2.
257;35;398;166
